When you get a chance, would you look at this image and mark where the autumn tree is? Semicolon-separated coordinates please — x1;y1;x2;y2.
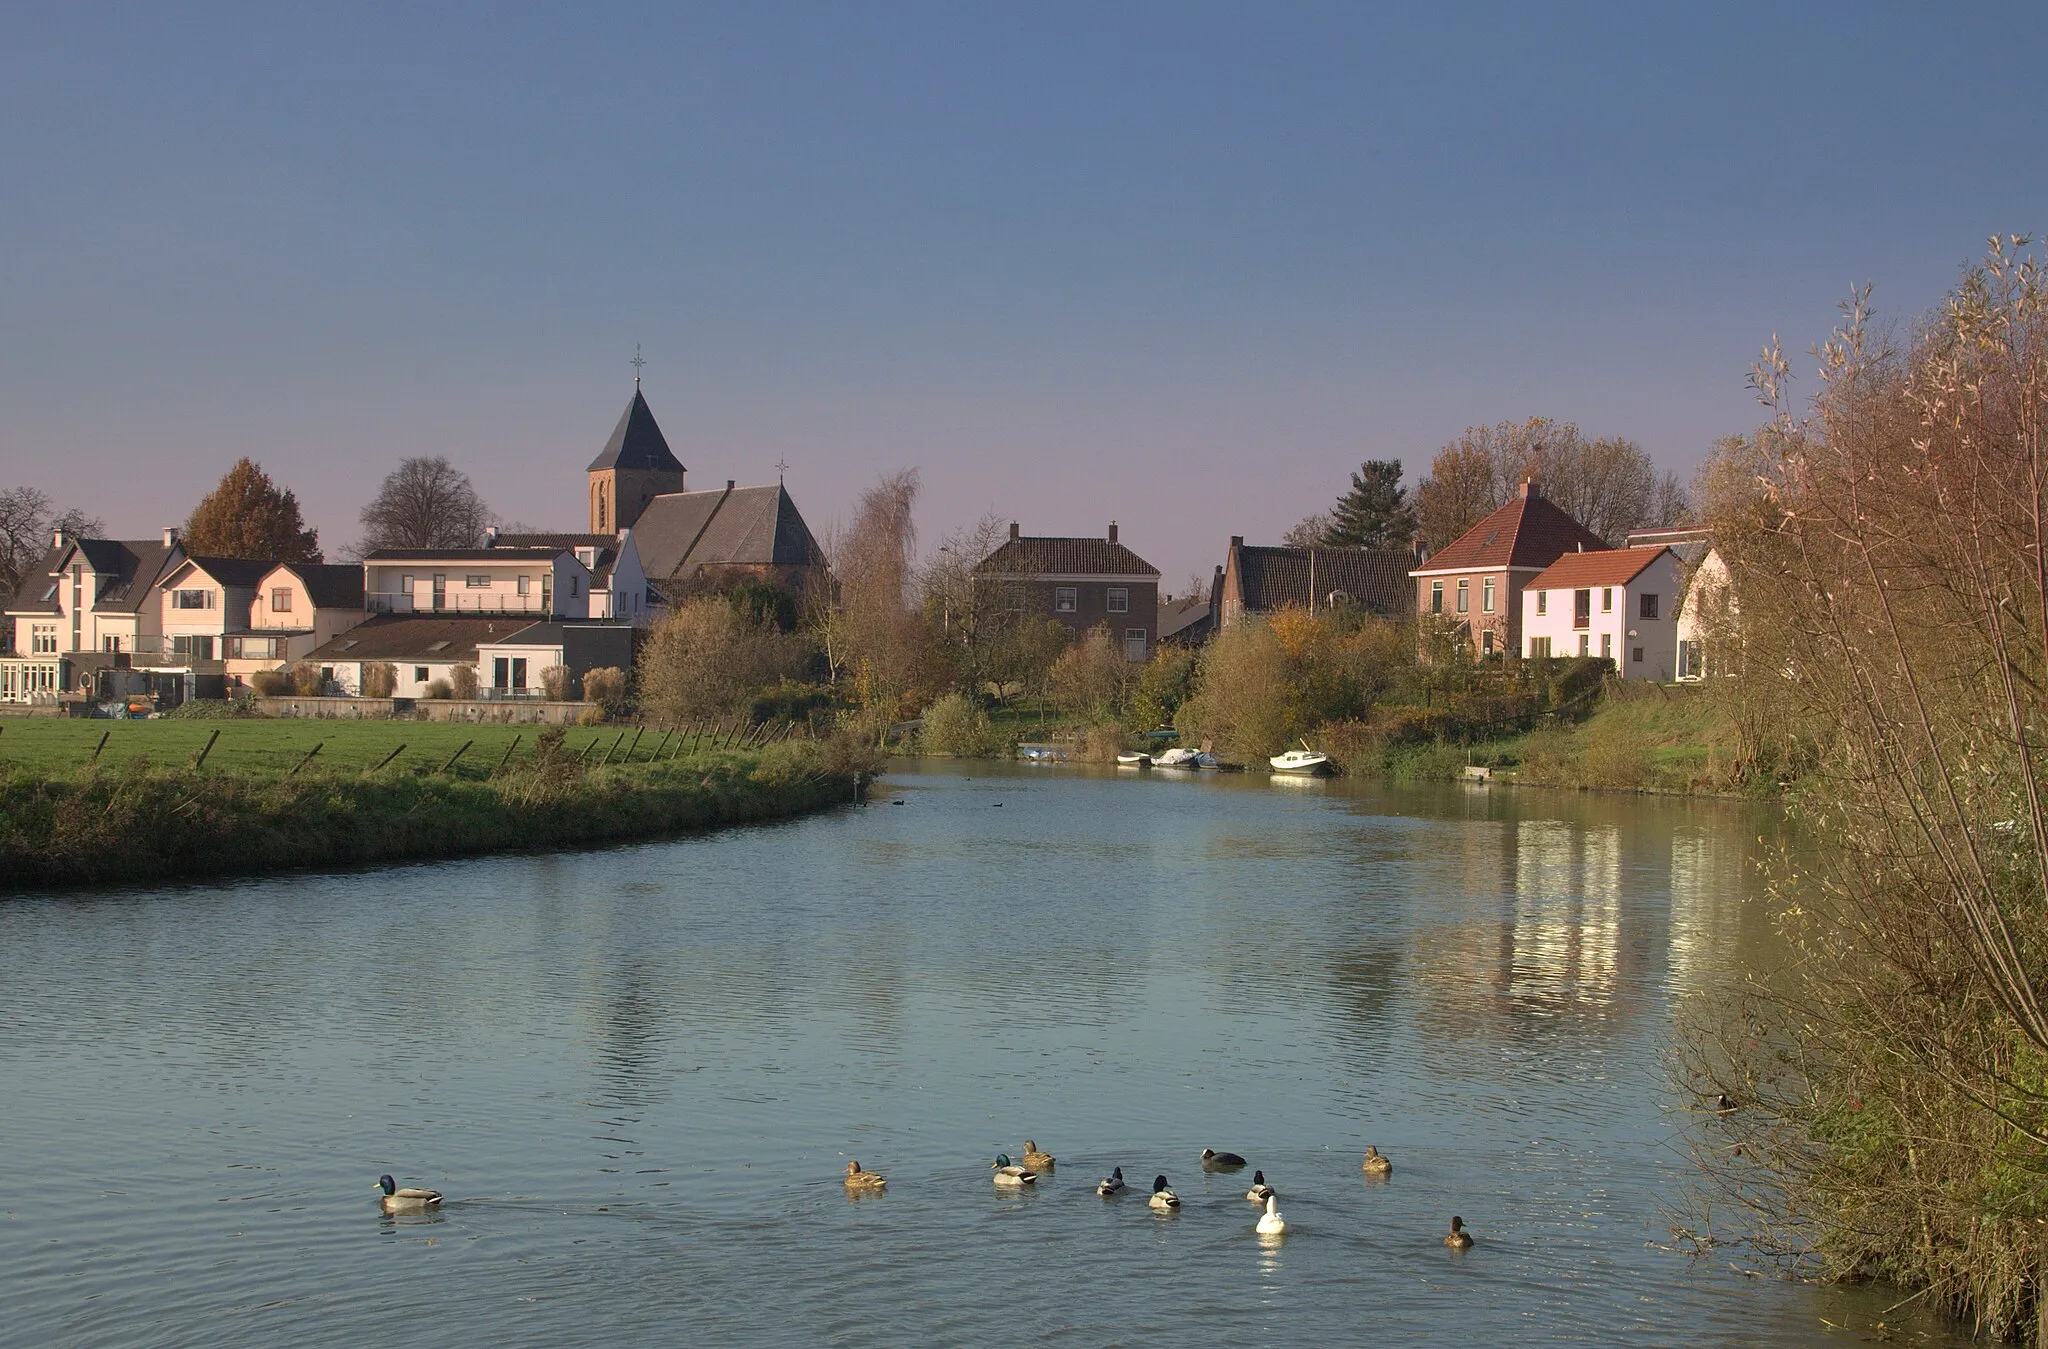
183;458;321;561
639;597;795;723
832;470;931;715
1414;418;1688;550
355;456;492;553
1323;460;1415;547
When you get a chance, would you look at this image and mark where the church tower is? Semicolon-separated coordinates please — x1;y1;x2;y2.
587;385;685;533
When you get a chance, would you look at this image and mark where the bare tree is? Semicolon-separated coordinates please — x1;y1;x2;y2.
832;470;931;714
1283;512;1335;549
355;457;493;553
1414;418;1688;549
0;487;102;592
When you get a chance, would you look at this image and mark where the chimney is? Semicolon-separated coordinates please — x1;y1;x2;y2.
1230;535;1244;551
1521;478;1539;500
53;528;68;550
1009;522;1020;542
162;526;179;548
1107;521;1118;544
483;525;499;548
726;479;735;492
1576;541;1585;552
1412;537;1429;565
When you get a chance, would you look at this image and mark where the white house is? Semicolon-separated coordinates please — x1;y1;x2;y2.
234;562;368;679
1;529;186;703
1675;547;1734;681
361;546;596;620
491;529;653;624
1519;545;1684;680
474;621;635;698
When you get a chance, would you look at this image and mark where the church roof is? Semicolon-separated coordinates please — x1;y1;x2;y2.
587;387;685;474
632;483;824;581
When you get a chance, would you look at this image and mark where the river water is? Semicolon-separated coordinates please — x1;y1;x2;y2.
0;761;1962;1346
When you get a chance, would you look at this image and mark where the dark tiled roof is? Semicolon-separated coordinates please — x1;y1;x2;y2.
302;615;534;664
475;621;634;649
173;556;276;589
632;484;824;580
270;562;366;610
587;388;685;474
1233;545;1414;616
1416;490;1607;574
8;538;185;615
363;547;568;562
1524;545;1673;590
974;536;1160;578
1159;596;1214;641
494;533;618;585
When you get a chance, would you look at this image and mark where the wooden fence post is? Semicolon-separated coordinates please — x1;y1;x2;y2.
493;734;522;776
366;743;408;775
600;730;627;765
439;740;473;773
191;729;220;770
290;742;324;776
624;727;645;762
90;730;110;763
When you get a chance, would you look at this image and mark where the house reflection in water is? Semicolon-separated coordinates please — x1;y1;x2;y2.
1511;819;1622;1013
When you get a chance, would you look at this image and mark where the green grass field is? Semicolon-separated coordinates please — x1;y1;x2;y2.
0;717;717;780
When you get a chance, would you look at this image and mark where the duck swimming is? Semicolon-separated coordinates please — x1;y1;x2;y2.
1245;1170;1275;1203
1021;1140;1056;1171
843;1160;887;1190
376;1175;443;1213
1256;1195;1287;1236
1444;1215;1474;1249
991;1154;1038;1186
1362;1146;1392;1176
1149;1175;1181;1210
1200;1148;1247;1171
1096;1167;1127;1197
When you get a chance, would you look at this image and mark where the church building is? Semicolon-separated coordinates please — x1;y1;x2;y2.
584;383;827;604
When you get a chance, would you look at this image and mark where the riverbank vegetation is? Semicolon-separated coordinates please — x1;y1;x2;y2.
0;720;865;891
1674;240;2048;1342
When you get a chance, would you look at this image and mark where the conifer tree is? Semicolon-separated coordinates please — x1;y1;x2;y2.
1323;460;1415;548
184;459;322;561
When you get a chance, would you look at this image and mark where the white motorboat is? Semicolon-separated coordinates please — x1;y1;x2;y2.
1152;747;1201;769
1269;741;1330;775
1117;751;1152;767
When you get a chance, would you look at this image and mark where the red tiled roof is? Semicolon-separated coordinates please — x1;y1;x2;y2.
1412;490;1607;574
1524;545;1674;590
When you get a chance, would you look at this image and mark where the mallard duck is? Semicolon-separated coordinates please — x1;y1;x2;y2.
376;1175;443;1213
1444;1215;1474;1249
1362;1146;1392;1176
991;1154;1038;1186
1256;1195;1287;1235
1200;1148;1247;1171
843;1160;887;1190
1096;1166;1127;1197
1149;1175;1181;1210
1021;1140;1056;1171
1246;1169;1275;1203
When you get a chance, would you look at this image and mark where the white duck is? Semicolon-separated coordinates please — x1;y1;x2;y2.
1256;1194;1287;1236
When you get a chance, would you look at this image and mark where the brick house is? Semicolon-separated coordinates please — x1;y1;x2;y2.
974;523;1161;660
1407;480;1607;659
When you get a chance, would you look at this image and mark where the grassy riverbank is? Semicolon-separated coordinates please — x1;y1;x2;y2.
0;720;862;891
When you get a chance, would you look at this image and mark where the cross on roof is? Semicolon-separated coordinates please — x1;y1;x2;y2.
630;344;646;385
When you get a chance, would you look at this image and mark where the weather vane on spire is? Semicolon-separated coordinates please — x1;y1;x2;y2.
775;455;789;484
630;344;646;386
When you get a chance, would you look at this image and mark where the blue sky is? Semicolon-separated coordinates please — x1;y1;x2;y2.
3;3;2042;585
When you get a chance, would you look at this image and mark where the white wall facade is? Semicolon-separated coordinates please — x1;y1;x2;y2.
1520;551;1685;681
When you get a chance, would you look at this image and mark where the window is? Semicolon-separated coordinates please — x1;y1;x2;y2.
1680;641;1704;679
1124;628;1147;661
1573;589;1591;628
466;575;491;589
1601;632;1612;659
228;636;280;659
173;589;211;609
1107;587;1129;614
1639;593;1659;620
270;588;292;613
517;575;531;596
570;576;580;599
1531;636;1552;659
432;574;447;610
1481;629;1495;656
1600;587;1613;613
1482;578;1495;613
1578;634;1590;656
32;624;56;654
1536;591;1547;615
1632;646;1644;664
1430;580;1443;614
414;667;429;683
171;635;215;661
102;635;122;652
1054;586;1077;614
1004;584;1025;612
1455;579;1469;613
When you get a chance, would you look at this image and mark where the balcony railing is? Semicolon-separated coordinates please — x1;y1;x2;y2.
368;592;553;616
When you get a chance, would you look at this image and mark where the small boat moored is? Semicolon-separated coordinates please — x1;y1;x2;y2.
1117;751;1153;768
1269;740;1330;775
1152;747;1201;769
